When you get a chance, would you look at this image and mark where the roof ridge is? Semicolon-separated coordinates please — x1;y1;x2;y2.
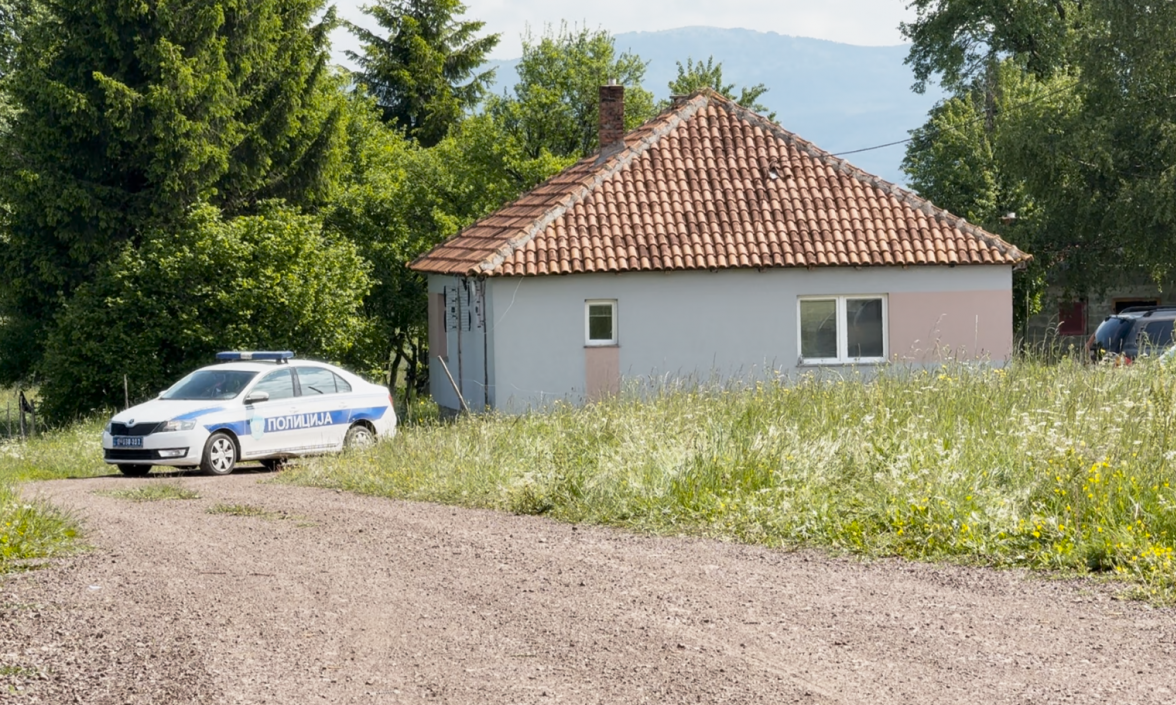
472;93;713;274
712;99;1031;263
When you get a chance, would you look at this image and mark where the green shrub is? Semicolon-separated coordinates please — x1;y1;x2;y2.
37;203;372;424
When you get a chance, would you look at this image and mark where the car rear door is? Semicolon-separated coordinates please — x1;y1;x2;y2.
292;366;353;452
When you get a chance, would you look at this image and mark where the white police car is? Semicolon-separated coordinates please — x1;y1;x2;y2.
102;352;397;476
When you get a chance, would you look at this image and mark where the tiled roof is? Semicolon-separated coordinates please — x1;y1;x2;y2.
410;91;1031;277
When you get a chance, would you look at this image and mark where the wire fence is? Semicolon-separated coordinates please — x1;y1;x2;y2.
0;389;38;441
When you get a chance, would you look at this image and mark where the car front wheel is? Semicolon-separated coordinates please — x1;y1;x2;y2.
117;464;151;477
201;432;238;475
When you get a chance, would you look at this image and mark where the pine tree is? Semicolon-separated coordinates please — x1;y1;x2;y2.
346;0;499;147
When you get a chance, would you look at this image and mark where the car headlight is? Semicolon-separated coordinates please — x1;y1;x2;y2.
159;419;197;432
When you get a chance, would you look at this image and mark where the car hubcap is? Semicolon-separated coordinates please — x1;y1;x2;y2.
350;429;374;449
211;438;234;471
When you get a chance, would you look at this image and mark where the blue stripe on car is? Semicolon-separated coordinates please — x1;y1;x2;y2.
202;406;388;436
174;406;227;421
205;420;250;436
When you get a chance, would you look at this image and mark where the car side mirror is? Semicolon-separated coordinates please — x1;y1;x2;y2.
244;391;270;405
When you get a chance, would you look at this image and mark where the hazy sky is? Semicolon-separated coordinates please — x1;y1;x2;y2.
332;0;916;61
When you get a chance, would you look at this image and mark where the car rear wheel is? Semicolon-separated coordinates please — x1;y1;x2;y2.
117;464;151;477
344;424;375;450
201;432;238;475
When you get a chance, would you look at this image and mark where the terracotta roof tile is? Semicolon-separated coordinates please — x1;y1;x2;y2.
412;91;1031;276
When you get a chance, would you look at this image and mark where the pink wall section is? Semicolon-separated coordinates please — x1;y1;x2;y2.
888;290;1014;362
585;346;621;401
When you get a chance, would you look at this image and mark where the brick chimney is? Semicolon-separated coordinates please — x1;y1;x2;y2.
598;82;625;152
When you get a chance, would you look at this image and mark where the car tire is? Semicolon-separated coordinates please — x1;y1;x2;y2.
344;424;376;450
117;464;151;477
201;432;238;476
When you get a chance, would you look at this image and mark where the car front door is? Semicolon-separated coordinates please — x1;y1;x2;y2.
243;367;300;457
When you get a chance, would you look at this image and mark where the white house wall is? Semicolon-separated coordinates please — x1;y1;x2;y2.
479;266;1012;413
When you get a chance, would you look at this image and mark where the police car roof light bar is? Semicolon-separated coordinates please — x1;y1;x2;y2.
216;351;295;363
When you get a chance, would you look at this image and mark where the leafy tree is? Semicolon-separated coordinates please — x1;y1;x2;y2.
901;0;1082;93
37;203;371;423
1030;0;1176;287
324;94;567;399
664;56;774;119
0;0;30;81
903;0;1176;300
487;25;655;160
902;61;1066;327
346;0;499;147
0;0;347;384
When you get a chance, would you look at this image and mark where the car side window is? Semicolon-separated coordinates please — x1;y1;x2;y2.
333;373;352;394
252;368;295;401
298;367;339;396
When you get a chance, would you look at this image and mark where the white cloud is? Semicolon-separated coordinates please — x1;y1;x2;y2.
334;0;915;59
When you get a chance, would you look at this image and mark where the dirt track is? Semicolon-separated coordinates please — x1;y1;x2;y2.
3;470;1176;704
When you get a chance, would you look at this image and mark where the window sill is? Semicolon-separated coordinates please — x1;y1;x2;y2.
797;360;886;368
585;344;619;349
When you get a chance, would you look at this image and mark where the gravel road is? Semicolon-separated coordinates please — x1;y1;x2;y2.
3;470;1175;704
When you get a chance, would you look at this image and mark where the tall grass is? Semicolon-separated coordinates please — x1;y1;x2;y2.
279;358;1176;597
0;482;80;572
0;408;106;573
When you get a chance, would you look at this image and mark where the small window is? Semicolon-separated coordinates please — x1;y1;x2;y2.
252;368;296;401
798;296;886;364
297;367;339;396
586;300;617;346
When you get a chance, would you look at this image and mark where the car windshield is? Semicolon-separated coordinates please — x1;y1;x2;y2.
161;370;258;400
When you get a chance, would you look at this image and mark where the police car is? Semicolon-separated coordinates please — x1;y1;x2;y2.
102;352;397;476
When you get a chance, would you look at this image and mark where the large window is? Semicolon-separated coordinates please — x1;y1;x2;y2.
252;368;296;401
798;296;887;364
585;300;617;346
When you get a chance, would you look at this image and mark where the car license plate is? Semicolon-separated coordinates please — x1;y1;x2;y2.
113;436;143;448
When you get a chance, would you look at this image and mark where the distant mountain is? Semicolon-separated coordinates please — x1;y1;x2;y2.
483;27;945;185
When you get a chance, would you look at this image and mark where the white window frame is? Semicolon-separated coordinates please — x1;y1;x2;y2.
797;295;888;365
585;300;618;346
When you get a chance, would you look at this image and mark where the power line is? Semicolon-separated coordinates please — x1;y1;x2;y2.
829;80;1078;157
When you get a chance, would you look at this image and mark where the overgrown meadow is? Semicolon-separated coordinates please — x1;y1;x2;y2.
7;362;1176;598
282;358;1176;599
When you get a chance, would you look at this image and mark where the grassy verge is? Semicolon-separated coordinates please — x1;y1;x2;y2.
0;482;79;572
278;358;1176;600
1;412;107;573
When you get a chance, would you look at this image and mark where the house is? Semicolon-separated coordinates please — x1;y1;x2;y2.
410;88;1032;414
1028;280;1176;351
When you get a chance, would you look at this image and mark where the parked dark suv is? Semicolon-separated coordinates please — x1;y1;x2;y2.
1089;307;1176;363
